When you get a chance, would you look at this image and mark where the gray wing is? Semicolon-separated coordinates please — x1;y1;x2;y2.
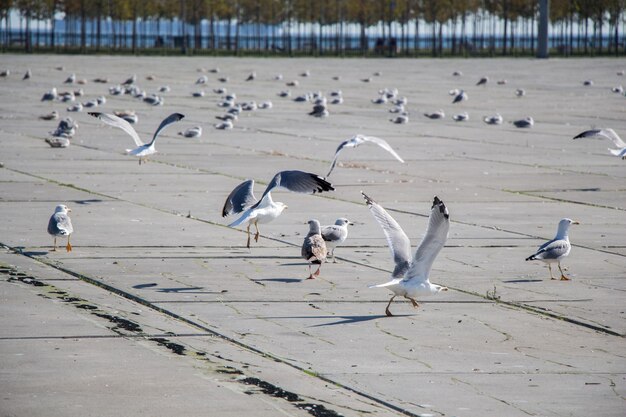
359;135;405;163
404;196;450;281
321;225;344;243
573;128;626;148
146;113;185;146
302;234;327;262
48;213;73;236
255;171;334;207
362;192;412;278
531;239;569;260
222;179;257;217
89;112;144;147
326;138;353;177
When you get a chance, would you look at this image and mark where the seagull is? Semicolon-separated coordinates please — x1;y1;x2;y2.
515;88;526;97
192;90;205;97
39;110;59;121
611;85;624;94
452;89;467;104
122;74;137;85
448;88;460;96
83;99;99;108
497;79;507;85
362;192;449;317
278;90;291;98
215;120;233;130
89;112;184;164
309;103;329;118
583;80;593;86
51;117;79;138
0;69;9;77
525;218;579;280
259;101;273;109
452;112;469;122
321;218;352;263
513;117;534;128
390;114;409;124
424;110;445;119
45;134;71;148
64;73;76;84
114;110;138;124
41;88;57;102
302;220;327;279
452;71;462;76
573;128;626;159
222;171;334;248
179;126;202;138
483;113;503;125
326;134;405;177
159;86;171;93
23;69;31;80
476;76;488;86
196;75;208;84
286;80;299;87
66;102;83;112
48;204;73;252
246;72;256;81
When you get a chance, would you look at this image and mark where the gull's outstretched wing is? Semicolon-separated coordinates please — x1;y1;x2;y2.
362;192;412;278
327;135;404;177
404;196;450;281
255;171;334;206
146;113;185;146
89;112;144;147
573;128;626;148
222;179;257;217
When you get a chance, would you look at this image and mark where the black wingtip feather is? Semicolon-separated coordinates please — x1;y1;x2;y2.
432;196;449;219
311;173;334;193
525;255;535;261
361;191;375;206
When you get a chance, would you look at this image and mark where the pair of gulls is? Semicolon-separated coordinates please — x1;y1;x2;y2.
300;218;352;279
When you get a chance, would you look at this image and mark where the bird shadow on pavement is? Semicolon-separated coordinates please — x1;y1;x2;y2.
23;251;49;256
253;278;303;284
503;279;544;283
262;314;413;327
132;283;225;294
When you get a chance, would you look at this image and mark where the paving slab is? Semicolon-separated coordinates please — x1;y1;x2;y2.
0;55;625;417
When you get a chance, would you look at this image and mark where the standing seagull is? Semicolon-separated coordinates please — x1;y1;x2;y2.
452;89;468;104
362;193;449;316
309;103;329;118
525;218;579;280
302;220;328;279
321;218;352;263
178;126;202;138
89;112;184;164
326;134;405;177
48;204;73;252
222;171;334;248
573;128;626;159
476;76;489;86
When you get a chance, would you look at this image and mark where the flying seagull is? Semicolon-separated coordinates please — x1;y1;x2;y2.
302;219;328;279
48;204;73;252
326;134;405;177
526;218;579;280
573;128;626;159
362;192;449;317
222;171;334;248
321;218;352;263
89;112;184;164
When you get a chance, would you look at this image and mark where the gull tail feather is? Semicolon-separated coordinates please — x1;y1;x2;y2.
228;210;253;228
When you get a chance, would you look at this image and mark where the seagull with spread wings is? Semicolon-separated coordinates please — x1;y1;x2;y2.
222;171;334;248
362;192;449;316
326;134;405;177
89;112;184;164
573;128;626;159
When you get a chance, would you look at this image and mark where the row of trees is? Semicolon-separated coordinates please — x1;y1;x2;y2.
2;0;624;56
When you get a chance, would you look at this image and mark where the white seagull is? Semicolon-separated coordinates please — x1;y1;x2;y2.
573;128;626;159
526;218;579;280
89;112;184;164
483;113;503;125
321;218;352;263
326;134;405;177
179;126;202;138
222;171;334;248
48;204;73;252
362;192;449;316
452;112;469;122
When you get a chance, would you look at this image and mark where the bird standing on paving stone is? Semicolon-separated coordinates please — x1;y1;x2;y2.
89;112;184;164
48;204;73;252
321;218;353;263
362;193;449;317
302;220;327;279
525;218;579;280
223;171;334;248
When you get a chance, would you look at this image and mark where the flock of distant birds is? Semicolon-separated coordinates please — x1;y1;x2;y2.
2;63;622;315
